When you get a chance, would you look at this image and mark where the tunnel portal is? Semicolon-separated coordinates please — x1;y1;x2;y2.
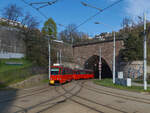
84;55;112;78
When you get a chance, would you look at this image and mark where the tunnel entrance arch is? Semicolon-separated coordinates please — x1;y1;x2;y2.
84;55;112;78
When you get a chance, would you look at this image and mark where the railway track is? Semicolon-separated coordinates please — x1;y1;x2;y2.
4;79;149;113
32;80;83;113
14;80;81;113
0;84;52;100
83;83;150;105
59;80;127;113
0;85;52;104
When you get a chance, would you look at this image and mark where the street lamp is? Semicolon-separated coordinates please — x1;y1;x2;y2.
81;2;116;83
81;2;102;11
143;13;147;90
95;22;116;84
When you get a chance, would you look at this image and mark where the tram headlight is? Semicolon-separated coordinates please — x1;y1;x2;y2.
50;80;54;84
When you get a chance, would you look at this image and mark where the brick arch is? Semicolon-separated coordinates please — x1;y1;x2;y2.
73;39;124;72
84;55;112;78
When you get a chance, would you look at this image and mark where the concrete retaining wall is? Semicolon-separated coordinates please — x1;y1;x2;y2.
119;61;143;79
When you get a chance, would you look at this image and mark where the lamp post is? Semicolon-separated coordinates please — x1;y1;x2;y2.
143;13;147;90
99;47;102;80
60;49;62;65
81;2;102;11
95;22;116;84
48;38;51;81
81;2;116;83
47;35;64;81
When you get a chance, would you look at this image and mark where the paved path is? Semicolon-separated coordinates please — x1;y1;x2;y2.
0;80;150;113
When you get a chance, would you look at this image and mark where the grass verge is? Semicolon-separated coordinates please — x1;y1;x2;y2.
0;58;33;89
93;79;150;92
0;58;32;73
133;79;150;84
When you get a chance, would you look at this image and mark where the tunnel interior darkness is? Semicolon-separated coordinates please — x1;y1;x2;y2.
84;55;112;78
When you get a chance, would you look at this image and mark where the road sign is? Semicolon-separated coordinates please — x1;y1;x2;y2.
99;62;101;71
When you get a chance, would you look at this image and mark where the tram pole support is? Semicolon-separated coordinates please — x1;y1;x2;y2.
143;13;147;90
60;49;62;65
113;31;116;84
99;47;102;80
57;51;59;64
94;22;116;83
48;38;51;81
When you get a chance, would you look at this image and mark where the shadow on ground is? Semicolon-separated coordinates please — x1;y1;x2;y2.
0;83;18;113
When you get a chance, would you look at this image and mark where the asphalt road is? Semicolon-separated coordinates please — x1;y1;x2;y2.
0;80;150;113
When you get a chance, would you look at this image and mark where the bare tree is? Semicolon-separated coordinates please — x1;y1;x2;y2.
59;24;80;44
121;17;132;33
59;24;89;44
21;12;39;29
2;4;23;21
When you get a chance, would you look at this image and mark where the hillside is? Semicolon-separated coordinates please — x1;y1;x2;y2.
0;58;33;88
118;22;150;64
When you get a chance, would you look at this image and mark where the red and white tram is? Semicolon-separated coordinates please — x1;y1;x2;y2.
49;65;94;85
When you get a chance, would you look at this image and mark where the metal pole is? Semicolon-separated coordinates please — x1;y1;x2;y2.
113;31;116;84
48;39;51;81
0;40;2;53
143;13;147;90
60;49;62;65
57;51;59;64
99;47;101;80
71;32;73;45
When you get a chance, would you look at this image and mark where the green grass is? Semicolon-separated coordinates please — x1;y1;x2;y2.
0;58;33;89
133;79;150;84
0;58;32;73
93;79;150;92
0;83;8;89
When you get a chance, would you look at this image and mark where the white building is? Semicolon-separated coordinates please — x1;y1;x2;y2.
0;17;27;28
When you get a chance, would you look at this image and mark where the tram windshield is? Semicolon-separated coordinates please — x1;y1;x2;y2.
51;68;59;75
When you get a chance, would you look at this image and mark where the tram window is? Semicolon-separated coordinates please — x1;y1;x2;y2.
69;69;73;74
80;71;84;74
76;71;80;74
62;69;66;75
71;70;73;74
87;71;90;74
62;68;73;75
51;68;59;75
59;68;62;74
66;69;68;74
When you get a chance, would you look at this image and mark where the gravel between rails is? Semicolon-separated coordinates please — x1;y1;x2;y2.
83;84;150;104
60;80;127;113
15;81;80;113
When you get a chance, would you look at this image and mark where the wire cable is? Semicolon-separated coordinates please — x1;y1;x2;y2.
30;0;58;5
21;0;123;30
72;0;124;32
21;0;49;19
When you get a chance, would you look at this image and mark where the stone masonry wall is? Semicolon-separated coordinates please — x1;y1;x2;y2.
73;40;124;70
119;61;143;79
0;26;25;54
